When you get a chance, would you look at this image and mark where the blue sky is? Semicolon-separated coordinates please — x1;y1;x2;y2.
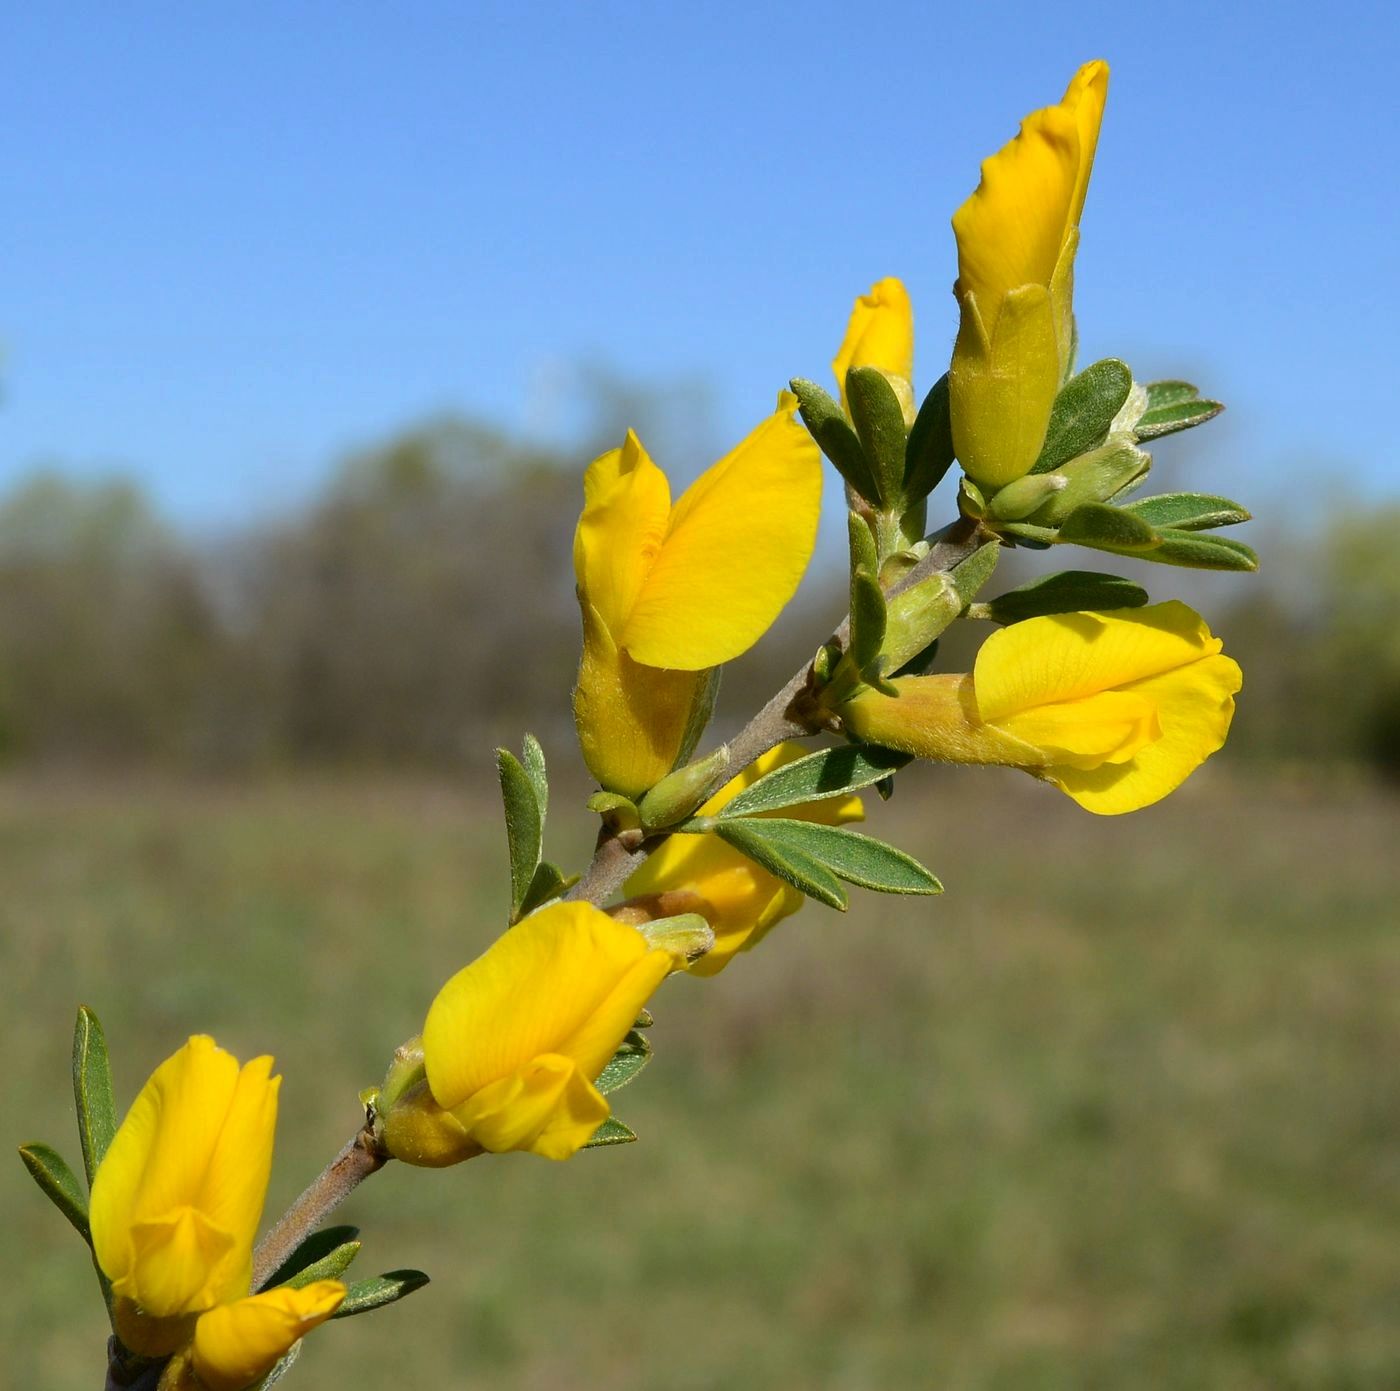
4;1;1397;527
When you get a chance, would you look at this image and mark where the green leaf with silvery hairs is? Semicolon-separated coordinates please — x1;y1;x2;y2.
719;744;912;818
714;820;848;909
903;373;954;503
596;1030;652;1097
584;1117;638;1149
1121;492;1251;532
520;733;548;821
845;366;908;510
1057;503;1161;552
1135;381;1223;440
18;1143;90;1242
497;747;543;923
1135;530;1258;571
1026;443;1152;526
790;377;879;502
332;1271;430;1319
1031;359;1133;474
720;819;941;897
72;1006;117;1188
981;571;1149;624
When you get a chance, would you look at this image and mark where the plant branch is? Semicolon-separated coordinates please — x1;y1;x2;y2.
251;1125;389;1291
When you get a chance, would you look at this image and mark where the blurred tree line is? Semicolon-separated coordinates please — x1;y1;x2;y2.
0;420;1394;779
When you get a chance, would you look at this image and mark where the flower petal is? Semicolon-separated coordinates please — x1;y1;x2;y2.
1047;652;1241;813
192;1281;345;1391
423;903;670;1110
833;277;914;406
995;690;1159;768
616;394;822;669
973;603;1223;723
573;431;672;638
451;1054;609;1160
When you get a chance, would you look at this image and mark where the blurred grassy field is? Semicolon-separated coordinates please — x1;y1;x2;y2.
5;767;1399;1391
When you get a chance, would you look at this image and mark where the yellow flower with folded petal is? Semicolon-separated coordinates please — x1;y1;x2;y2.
191;1282;346;1391
833;277;915;423
381;902;676;1166
950;60;1110;490
839;602;1240;814
90;1036;279;1356
573;395;822;797
624;743;863;974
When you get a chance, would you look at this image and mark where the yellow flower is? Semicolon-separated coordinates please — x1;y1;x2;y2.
573;396;821;797
382;903;676;1165
832;276;915;422
949;60;1110;489
624;743;863;975
191;1282;346;1391
840;602;1240;814
90;1036;279;1356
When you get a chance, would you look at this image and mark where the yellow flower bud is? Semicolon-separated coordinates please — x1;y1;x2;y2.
191;1282;345;1391
832;277;915;424
839;602;1240;814
384;903;676;1165
623;743;863;974
89;1036;279;1356
573;398;821;797
950;60;1109;489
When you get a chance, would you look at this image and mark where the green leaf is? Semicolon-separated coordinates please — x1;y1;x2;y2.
720;744;912;818
517;861;571;919
1121;492;1251;532
1137;529;1259;571
520;734;548;822
903;373;954;503
714;820;848;909
844;366;907;509
332;1270;430;1319
587;791;638;819
847;510;878;578
1143;379;1200;410
584;1117;638;1149
849;568;887;675
497;749;543;922
998;520;1056;548
1031;359;1133;474
790;377;879;502
724;819;942;896
984;571;1149;624
1134;396;1223;440
18;1142;90;1242
1027;443;1152;526
72;1006;117;1188
949;539;1002;604
1057;503;1162;552
595;1030;652;1097
264;1226;362;1290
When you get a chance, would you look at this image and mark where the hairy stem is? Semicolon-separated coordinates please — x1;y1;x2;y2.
251;1127;389;1290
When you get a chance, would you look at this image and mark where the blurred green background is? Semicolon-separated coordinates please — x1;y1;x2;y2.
3;412;1399;1390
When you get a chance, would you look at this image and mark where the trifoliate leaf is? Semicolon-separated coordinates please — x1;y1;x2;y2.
719;819;941;895
520;734;548;821
1134;392;1224;440
264;1226;362;1290
497;749;543;923
1137;529;1259;571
